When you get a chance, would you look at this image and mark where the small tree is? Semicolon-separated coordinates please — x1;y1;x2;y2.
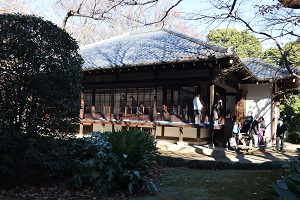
280;93;300;143
0;14;83;138
263;41;300;69
207;28;263;58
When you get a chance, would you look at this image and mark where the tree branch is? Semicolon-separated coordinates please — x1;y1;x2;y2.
230;15;300;79
144;0;183;26
227;0;237;17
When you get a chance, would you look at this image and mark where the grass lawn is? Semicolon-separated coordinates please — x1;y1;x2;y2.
131;167;282;200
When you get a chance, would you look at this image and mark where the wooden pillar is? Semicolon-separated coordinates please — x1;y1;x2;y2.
209;85;215;147
210;85;215;116
153;89;157;123
236;90;246;122
152;125;156;138
91;106;96;119
179;126;183;142
271;100;277;143
79;123;83;135
185;105;188;122
80;91;84;119
92;89;95;107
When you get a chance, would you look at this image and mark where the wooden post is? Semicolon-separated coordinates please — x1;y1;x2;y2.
271;100;277;144
91;106;96;119
80;92;84;119
185;105;188;122
179;126;183;142
152;125;156;138
210;85;215;148
210;85;215;117
153;90;157;123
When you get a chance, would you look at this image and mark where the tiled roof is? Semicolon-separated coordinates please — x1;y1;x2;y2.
242;58;291;81
79;29;235;70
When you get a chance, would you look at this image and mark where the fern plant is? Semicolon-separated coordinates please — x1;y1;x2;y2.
273;148;300;199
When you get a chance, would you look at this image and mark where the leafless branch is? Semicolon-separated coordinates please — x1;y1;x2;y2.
229;14;300;79
144;0;183;26
227;0;237;17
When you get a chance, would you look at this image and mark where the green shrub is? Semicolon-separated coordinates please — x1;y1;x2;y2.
0;133;73;187
273;148;300;199
109;129;159;194
68;130;159;195
0;13;83;138
287;132;300;144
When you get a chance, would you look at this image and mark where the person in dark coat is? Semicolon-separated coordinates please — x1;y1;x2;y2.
129;96;138;114
276;118;288;152
241;111;253;133
249;116;260;147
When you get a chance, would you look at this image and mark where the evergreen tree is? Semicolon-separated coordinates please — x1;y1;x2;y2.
0;14;83;137
207;28;263;58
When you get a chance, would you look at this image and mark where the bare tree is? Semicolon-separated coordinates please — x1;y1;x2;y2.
176;0;299;78
51;0;195;45
0;0;30;13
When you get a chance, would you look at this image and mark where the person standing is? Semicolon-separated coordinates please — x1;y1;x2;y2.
227;115;240;151
213;99;224;125
276;118;288;152
119;95;126;120
129;96;138;114
249;116;260;148
241;111;253;133
193;94;203;124
258;116;266;146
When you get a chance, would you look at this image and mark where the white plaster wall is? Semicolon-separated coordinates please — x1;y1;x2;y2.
241;84;273;138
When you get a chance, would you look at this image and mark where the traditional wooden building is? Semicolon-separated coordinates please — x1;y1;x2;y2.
79;29;299;146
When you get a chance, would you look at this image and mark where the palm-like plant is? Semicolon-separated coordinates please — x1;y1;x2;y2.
69;129;159;195
109;129;159;194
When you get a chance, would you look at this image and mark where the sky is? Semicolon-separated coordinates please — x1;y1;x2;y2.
12;0;300;49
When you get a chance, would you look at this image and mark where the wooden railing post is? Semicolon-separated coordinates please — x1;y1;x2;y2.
152;125;156;138
179;126;183;142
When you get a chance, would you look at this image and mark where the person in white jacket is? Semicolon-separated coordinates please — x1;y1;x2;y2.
193;94;203;124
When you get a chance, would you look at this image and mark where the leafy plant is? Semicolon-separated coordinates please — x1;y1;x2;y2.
68;130;159;196
206;28;263;58
287;132;300;144
273;148;300;199
0;134;73;187
109;129;159;194
0;13;83;138
280;93;300;144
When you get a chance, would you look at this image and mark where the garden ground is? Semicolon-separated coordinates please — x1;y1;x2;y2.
156;140;299;164
0;140;298;199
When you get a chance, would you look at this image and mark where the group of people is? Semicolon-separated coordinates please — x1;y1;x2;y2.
119;95;149;120
193;94;224;125
228;112;266;150
227;111;288;152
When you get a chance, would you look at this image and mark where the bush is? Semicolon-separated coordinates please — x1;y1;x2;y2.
68;130;159;195
273;148;300;199
286;132;300;144
0;13;83;138
0;134;73;187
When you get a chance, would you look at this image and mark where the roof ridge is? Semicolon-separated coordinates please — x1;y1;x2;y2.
80;28;164;50
242;58;285;71
79;32;131;50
